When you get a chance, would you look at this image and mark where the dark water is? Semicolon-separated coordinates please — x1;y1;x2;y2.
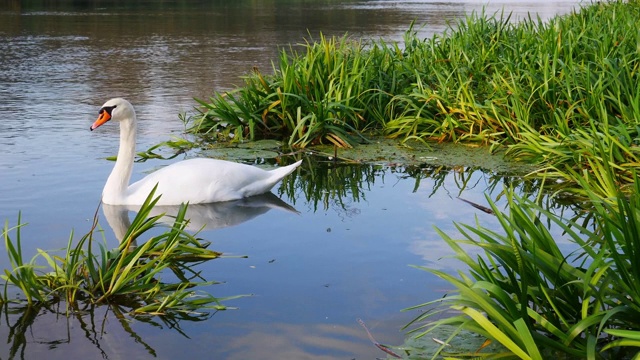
0;1;580;358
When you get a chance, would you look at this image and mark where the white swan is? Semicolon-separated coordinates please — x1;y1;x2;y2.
90;98;302;206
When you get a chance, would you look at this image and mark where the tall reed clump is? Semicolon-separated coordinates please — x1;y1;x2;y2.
191;34;393;148
385;0;640;194
189;1;639;198
1;189;229;316
405;141;640;358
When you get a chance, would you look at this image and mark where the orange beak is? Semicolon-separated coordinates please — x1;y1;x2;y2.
90;109;111;131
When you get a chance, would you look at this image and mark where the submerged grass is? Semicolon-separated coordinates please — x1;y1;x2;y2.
0;187;231;316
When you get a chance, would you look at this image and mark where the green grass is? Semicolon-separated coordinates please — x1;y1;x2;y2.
190;33;383;148
0;187;232;316
385;1;640;198
186;0;640;201
402;140;640;359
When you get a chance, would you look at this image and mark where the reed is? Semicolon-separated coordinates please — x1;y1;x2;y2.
1;188;228;315
187;0;639;200
405;137;640;358
191;34;384;148
390;1;640;198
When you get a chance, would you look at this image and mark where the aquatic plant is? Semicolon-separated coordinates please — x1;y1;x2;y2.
385;0;640;195
187;0;640;200
190;33;382;148
1;188;229;316
404;140;640;358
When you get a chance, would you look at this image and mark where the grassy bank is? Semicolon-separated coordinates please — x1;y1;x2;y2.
189;0;639;200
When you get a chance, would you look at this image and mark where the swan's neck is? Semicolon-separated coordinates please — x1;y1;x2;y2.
103;118;136;204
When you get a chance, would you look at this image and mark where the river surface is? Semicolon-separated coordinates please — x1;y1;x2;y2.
0;1;581;359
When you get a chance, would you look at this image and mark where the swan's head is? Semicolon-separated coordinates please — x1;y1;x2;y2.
90;98;136;131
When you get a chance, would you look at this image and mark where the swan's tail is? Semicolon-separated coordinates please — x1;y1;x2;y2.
240;159;303;198
269;160;302;185
270;159;303;180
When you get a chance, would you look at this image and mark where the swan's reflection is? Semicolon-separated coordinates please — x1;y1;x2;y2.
103;192;298;242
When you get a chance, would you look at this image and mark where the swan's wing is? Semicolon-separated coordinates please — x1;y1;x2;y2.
126;158;300;205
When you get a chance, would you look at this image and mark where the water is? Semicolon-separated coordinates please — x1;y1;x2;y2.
0;1;581;358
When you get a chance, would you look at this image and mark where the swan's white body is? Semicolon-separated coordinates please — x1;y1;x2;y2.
91;98;302;205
